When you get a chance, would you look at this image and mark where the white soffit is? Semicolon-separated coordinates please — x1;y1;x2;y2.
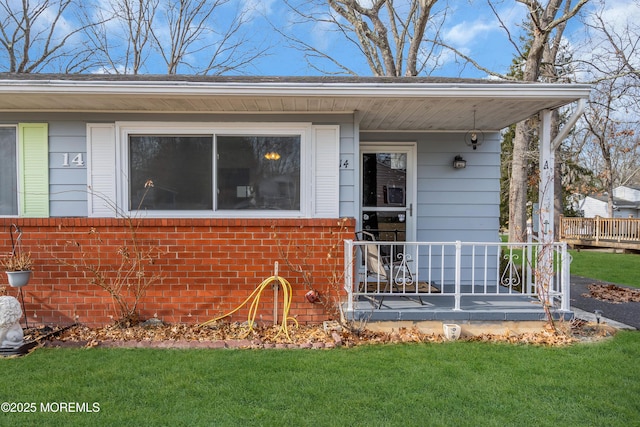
0;75;591;132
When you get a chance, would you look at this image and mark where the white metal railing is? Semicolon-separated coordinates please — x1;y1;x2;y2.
344;239;571;313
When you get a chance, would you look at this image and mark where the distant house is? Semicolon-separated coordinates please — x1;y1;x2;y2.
0;74;589;327
577;186;640;218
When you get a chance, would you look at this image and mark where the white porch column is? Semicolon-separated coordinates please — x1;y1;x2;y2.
539;109;554;245
538;102;585;311
538;109;554;306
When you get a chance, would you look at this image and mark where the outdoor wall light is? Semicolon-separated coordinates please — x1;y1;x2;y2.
264;152;281;160
452;155;467;169
464;110;484;150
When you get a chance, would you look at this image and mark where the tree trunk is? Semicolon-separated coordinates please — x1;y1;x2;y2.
508;120;531;242
508;30;545;242
507;0;588;242
604;156;615;217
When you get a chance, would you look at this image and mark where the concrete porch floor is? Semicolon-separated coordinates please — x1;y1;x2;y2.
346;294;573;323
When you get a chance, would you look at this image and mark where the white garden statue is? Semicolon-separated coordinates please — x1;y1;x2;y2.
0;296;24;348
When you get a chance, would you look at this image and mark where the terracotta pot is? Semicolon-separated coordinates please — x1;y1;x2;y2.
6;271;31;288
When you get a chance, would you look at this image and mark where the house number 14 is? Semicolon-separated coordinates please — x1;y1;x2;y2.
62;153;85;167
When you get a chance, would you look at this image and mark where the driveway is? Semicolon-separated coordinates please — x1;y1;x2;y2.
570;275;639;329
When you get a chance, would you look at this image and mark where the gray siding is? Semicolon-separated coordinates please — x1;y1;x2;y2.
49;121;88;217
6;112;502;243
338;121;357;218
3;113;355;218
359;131;501;244
359;131;501;284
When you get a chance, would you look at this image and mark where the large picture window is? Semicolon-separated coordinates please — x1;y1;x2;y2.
0;127;18;216
217;135;300;210
121;124;307;215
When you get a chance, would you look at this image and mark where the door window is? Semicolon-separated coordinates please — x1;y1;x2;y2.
361;151;410;243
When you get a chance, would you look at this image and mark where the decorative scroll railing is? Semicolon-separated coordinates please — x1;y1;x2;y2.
343;240;570;313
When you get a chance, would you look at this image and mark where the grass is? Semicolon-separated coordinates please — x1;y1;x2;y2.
1;332;640;426
569;250;640;288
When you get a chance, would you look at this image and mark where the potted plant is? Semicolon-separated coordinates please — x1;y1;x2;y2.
2;252;34;288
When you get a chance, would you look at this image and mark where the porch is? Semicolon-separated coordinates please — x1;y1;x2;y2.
343;239;572;323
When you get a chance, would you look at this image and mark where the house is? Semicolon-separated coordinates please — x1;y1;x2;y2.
0;74;590;327
577;186;640;218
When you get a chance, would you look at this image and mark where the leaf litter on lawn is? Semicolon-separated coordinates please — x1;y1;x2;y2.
583;283;640;303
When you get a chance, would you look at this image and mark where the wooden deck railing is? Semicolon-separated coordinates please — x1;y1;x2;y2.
560;216;640;244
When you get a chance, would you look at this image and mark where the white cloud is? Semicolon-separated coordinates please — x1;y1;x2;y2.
445;1;524;46
445;19;497;46
426;2;526;77
594;0;640;28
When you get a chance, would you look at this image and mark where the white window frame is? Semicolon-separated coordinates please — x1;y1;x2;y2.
0;125;19;217
116;122;312;218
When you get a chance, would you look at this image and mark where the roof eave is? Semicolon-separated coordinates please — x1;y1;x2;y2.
0;78;592;100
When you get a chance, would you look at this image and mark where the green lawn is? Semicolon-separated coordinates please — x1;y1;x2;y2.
2;332;640;426
569;250;640;288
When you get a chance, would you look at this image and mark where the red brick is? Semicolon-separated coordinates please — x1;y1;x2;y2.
0;217;355;327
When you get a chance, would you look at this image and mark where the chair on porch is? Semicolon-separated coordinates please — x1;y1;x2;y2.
355;230;418;308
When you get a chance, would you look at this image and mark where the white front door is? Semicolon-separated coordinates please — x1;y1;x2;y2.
360;145;416;243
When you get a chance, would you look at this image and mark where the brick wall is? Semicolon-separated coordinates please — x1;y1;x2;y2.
0;217;355;327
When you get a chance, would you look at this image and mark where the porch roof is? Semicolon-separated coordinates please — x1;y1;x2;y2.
0;74;590;132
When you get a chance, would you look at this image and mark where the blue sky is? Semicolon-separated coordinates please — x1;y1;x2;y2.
4;0;636;79
243;0;637;79
244;0;546;78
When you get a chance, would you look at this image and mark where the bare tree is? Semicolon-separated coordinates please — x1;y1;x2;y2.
586;0;640;82
0;0;100;73
578;80;640;215
151;0;220;74
82;0;268;75
439;1;587;238
150;0;269;75
505;0;588;242
283;0;444;76
81;0;158;74
570;0;640;214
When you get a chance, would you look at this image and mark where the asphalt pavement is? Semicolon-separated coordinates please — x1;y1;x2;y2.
570;275;639;329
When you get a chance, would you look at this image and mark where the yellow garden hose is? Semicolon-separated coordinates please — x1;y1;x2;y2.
200;275;298;341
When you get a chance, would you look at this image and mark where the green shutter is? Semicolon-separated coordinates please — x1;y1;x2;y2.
19;123;49;217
